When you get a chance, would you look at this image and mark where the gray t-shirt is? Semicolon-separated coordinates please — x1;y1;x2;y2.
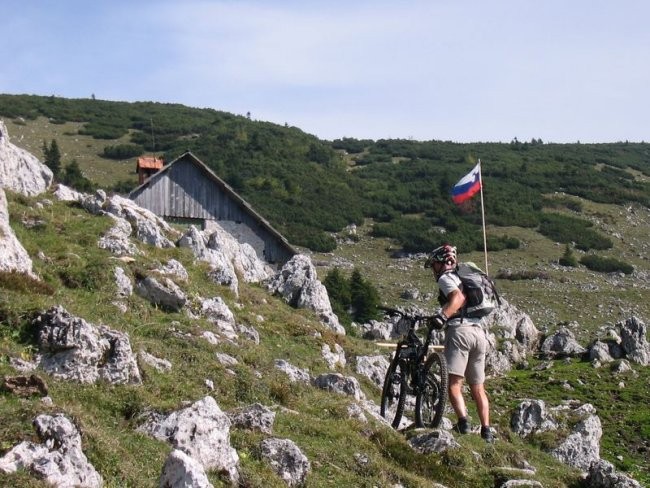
437;271;481;326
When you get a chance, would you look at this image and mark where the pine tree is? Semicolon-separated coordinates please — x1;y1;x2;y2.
559;244;578;267
350;269;381;323
42;139;61;176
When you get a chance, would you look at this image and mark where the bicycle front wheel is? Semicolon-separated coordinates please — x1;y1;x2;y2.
380;357;407;429
415;351;448;428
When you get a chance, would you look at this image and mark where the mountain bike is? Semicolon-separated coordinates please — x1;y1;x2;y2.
379;307;448;429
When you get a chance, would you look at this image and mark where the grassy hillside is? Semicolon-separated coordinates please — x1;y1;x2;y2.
0;191;578;487
1;95;649;485
2;94;650;257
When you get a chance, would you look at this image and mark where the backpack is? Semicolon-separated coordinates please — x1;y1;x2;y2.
439;262;501;318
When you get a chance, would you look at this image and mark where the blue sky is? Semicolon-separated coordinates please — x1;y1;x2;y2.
2;1;649;143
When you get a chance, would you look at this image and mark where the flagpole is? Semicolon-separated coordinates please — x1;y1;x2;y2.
478;159;489;274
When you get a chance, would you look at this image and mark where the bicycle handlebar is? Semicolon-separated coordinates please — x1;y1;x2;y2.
378;306;434;323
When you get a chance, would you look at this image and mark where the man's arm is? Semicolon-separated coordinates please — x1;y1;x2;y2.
441;288;466;318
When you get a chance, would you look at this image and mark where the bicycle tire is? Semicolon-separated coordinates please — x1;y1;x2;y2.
415;351;448;428
380;357;407;429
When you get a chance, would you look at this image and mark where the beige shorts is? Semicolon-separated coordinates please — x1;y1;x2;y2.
444;324;487;385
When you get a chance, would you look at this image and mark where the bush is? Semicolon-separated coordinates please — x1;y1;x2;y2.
101;144;144;160
539;213;612;251
580;255;633;274
559;244;578;267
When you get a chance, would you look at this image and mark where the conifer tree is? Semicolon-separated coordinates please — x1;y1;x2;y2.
42;139;61;176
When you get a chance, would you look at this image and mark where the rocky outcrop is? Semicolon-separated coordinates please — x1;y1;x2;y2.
227;403;275;435
274;359;311;384
267;254;344;334
259;438;310;487
159;449;213;488
134;275;187;312
0;188;36;277
586;459;642;488
33;305;141;384
618;316;650;365
0;120;53;197
540;325;587;359
137;396;239;483
178;225;271;296
355;355;391;388
511;401;602;472
82;190;178;253
0;413;102;487
312;373;365;401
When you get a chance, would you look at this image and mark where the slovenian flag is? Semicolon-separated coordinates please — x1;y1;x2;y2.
451;162;481;205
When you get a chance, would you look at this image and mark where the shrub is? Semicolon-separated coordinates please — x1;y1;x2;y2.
539;213;612;251
559;244;578;267
101;144;144;160
580;255;633;274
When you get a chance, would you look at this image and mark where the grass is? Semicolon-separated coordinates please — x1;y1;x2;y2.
1;184;648;486
1;116;138;189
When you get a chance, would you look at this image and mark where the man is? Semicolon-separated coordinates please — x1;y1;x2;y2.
425;244;494;443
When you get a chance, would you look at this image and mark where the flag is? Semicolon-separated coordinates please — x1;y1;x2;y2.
451;162;481;205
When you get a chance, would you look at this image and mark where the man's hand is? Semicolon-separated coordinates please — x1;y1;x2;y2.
428;313;447;330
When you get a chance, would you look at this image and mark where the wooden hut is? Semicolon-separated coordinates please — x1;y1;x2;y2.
136;156;164;184
129;151;296;265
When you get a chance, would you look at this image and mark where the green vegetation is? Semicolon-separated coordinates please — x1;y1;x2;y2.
0;190;591;487
559;244;578;267
538;213;612;251
1;92;650;485
3;95;650;255
41;139;61;176
323;268;381;328
580;255;634;274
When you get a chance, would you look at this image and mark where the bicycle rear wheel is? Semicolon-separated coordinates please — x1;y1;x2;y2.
380;358;407;429
415;351;448;428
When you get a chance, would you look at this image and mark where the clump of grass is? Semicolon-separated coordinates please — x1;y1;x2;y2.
0;271;55;295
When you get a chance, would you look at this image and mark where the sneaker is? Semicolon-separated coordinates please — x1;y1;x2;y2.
481;426;495;443
454;417;470;434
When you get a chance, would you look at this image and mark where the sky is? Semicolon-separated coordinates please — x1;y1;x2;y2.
2;0;650;143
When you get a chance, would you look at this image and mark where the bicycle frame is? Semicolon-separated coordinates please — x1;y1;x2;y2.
379;308;448;429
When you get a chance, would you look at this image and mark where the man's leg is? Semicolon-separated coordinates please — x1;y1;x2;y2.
469;382;490;427
448;374;467;419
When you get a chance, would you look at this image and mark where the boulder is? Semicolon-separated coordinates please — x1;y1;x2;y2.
510;399;558;438
540;326;587;359
137;396;239;483
0;188;36;277
274;359;311;384
355;355;391;388
551;414;602;471
34;305;141;384
321;343;346;369
618;317;650;365
267;254;344;334
585;459;642;488
227;403;275;434
200;297;238;340
312;373;365;401
259;438;310;487
0;413;102;487
0;120;53;196
135;276;187;312
159;449;213;488
408;429;460;454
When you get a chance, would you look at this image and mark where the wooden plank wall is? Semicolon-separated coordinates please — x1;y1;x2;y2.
131;158;294;264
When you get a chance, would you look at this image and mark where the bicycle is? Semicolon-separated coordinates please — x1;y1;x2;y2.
378;307;448;429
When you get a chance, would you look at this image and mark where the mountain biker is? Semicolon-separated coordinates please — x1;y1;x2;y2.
425;244;494;443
